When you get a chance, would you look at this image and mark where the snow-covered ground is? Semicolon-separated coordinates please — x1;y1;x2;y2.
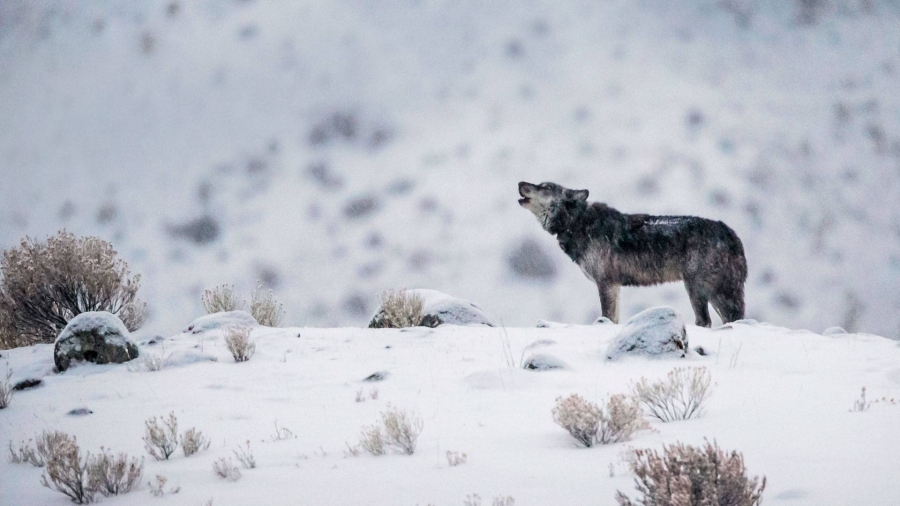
2;318;899;505
1;0;899;337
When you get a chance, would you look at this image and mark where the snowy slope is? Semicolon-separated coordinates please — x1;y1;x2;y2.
2;320;900;505
1;0;900;337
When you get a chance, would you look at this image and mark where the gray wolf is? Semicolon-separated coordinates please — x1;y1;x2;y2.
518;181;747;327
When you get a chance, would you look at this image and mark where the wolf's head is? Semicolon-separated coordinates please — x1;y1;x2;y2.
518;181;589;231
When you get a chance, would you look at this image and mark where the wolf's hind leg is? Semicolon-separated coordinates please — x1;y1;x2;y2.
711;286;745;324
684;280;712;327
598;283;621;324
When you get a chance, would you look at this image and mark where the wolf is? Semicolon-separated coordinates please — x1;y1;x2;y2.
518;181;747;327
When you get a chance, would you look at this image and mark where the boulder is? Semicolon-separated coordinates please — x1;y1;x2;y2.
54;312;139;372
368;289;496;328
605;307;687;360
522;354;569;371
183;310;258;334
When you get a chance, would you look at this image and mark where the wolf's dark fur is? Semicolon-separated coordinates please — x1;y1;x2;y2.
518;181;747;327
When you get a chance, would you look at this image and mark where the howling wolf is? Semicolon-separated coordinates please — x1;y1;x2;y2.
518;181;747;327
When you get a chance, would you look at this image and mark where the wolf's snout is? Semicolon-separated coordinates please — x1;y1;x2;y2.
518;181;534;207
518;181;534;197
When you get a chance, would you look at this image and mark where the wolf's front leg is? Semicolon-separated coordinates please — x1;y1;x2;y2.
598;283;621;324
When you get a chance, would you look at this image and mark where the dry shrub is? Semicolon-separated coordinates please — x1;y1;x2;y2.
127;351;170;372
86;449;144;497
357;425;386;456
552;394;649;448
143;413;179;461
201;282;285;327
271;421;295;441
851;386;870;412
631;367;713;422
39;432;94;504
148;474;179;496
0;366;11;409
250;282;285;327
446;450;467;466
464;494;516;506
380;406;424;455
0;231;145;348
201;284;245;314
616;440;766;506
225;326;255;362
213;457;241;481
371;289;424;328
8;439;43;466
180;428;211;457
233;441;256;469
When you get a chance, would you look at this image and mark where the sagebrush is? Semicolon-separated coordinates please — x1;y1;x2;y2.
143;413;179;460
631;367;713;422
201;282;284;327
371;289;424;328
201;284;245;314
213;457;241;481
616;439;766;506
180;428;210;457
250;282;285;327
37;431;144;504
225;326;255;362
0;231;145;348
357;406;423;455
552;394;649;447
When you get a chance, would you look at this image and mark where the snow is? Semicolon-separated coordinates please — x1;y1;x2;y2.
2;321;900;505
606;306;689;360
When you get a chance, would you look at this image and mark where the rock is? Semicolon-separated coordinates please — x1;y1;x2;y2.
183;311;258;334
368;289;497;328
593;317;614;325
13;378;42;391
363;371;389;382
694;346;709;356
605;307;687;360
54;312;140;372
67;407;93;416
522;354;569;371
535;320;567;328
823;326;848;336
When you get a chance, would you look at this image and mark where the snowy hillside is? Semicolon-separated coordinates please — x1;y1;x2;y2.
1;0;900;337
2;319;899;505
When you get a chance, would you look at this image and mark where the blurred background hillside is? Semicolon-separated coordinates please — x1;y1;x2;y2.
1;0;899;337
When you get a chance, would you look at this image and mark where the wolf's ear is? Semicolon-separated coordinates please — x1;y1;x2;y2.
568;189;589;201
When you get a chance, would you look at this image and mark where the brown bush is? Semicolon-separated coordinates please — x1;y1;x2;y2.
552;394;649;447
0;231;145;348
616;440;766;506
370;289;424;328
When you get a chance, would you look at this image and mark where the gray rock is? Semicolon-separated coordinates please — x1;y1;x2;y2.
606;307;687;360
67;407;93;416
13;378;42;391
54;312;140;372
363;371;389;382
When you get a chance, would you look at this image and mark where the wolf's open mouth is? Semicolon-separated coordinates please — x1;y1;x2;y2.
518;197;530;206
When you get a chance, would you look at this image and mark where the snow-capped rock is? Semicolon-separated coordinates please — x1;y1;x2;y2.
54;311;139;372
605;307;688;360
183;311;259;335
522;353;569;371
368;289;497;328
